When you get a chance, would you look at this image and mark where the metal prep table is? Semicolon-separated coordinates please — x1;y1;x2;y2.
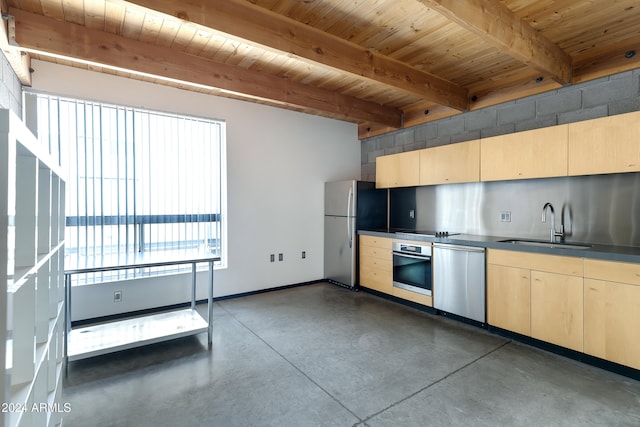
64;251;220;367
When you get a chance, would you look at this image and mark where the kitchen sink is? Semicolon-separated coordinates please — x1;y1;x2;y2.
497;239;592;250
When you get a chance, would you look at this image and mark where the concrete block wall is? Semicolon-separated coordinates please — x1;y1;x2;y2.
361;69;640;181
0;53;22;117
0;51;23;117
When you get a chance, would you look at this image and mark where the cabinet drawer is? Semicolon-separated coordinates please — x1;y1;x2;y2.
360;255;392;270
488;249;582;276
391;286;433;307
360;235;392;250
360;268;392;293
360;244;392;261
583;259;640;286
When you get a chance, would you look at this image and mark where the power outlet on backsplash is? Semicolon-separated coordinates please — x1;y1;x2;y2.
500;211;512;222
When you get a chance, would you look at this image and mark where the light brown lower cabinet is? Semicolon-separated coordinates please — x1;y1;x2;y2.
583;259;640;370
359;235;393;294
488;250;640;371
487;249;584;351
486;264;531;336
359;235;433;307
531;271;583;352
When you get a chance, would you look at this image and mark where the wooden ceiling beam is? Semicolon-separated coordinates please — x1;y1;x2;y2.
417;0;573;85
572;41;640;84
1;15;31;85
120;0;468;111
359;103;459;139
9;8;403;128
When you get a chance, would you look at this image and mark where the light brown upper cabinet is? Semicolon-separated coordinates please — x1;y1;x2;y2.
419;140;480;185
480;125;569;181
375;151;420;188
568;111;640;176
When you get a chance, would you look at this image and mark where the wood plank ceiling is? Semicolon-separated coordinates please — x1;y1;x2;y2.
3;0;640;138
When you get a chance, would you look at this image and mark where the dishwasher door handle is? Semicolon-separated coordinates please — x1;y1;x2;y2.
433;243;485;253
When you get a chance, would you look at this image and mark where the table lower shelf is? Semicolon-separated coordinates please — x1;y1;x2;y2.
67;308;209;361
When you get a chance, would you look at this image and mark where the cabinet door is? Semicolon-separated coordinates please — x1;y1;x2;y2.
419;140;480;185
568;111;640;176
376;151;420;188
584;278;640;370
480;125;568;181
487;264;531;336
584;258;640;285
531;271;583;352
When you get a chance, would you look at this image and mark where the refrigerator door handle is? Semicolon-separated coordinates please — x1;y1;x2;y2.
347;186;354;248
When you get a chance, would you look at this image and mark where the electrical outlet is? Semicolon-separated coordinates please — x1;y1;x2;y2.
409;209;415;219
500;211;512;222
270;254;275;262
302;251;306;259
279;253;284;261
114;290;122;303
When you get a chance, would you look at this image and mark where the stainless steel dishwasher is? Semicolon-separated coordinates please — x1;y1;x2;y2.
433;243;486;323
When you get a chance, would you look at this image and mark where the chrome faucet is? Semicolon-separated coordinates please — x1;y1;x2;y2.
541;202;564;243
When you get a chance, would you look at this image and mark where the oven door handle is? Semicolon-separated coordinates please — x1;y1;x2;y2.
393;281;432;296
393;251;431;261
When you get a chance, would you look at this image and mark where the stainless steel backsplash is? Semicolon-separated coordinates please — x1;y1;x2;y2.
393;172;640;247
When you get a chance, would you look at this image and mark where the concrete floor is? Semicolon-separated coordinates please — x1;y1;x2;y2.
63;282;640;426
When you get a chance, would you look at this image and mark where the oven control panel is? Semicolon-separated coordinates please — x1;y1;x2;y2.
400;244;423;254
392;241;432;257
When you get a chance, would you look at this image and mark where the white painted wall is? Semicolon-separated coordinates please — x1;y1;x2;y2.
30;60;361;320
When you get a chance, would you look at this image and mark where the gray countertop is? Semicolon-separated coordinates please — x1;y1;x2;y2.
359;229;640;263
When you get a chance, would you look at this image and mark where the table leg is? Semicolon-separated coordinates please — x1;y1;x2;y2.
191;263;196;310
208;260;213;346
64;273;71;376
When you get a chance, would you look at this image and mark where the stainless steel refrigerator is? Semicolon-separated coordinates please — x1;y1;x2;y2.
324;180;387;289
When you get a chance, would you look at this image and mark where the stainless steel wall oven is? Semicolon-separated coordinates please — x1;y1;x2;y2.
392;241;432;296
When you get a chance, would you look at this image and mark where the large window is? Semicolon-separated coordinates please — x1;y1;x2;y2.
27;92;226;282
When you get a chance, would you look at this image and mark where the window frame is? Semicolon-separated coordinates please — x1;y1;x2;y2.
25;90;228;283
